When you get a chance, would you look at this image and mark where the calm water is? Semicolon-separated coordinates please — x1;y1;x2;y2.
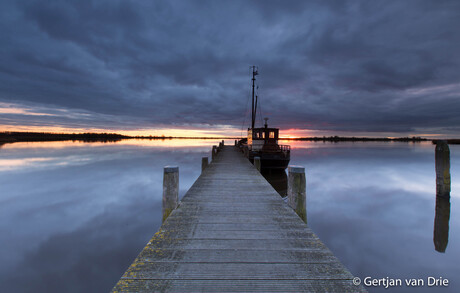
0;139;458;292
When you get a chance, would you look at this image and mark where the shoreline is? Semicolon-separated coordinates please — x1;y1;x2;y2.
2;131;459;144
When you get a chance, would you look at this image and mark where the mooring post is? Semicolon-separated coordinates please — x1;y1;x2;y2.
222;140;224;146
202;156;208;173
435;141;451;198
212;145;217;160
234;140;237;146
254;156;261;172
162;166;179;223
288;165;306;223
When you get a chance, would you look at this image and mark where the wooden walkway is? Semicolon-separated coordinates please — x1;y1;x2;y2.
112;146;365;292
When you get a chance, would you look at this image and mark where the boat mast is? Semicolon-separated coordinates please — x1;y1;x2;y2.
251;66;258;130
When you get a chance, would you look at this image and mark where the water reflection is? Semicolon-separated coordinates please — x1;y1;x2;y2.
1;140;459;292
434;141;451;253
434;196;450;253
261;170;287;197
0;140;213;292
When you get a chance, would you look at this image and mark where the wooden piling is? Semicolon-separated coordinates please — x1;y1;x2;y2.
435;141;451;198
212;145;217;160
288;165;306;223
162;166;179;223
254;156;261;172
202;156;208;173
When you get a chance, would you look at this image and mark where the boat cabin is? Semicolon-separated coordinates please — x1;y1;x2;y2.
247;125;279;151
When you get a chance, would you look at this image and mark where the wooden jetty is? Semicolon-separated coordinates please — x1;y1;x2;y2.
112;145;365;292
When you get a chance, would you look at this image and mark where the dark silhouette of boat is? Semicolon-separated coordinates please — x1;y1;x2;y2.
239;66;290;170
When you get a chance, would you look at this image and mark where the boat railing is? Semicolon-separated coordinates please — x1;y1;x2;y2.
279;145;290;152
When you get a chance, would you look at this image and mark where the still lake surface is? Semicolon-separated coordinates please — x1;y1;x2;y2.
0;139;458;292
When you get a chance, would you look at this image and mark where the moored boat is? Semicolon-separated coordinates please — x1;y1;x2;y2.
239;66;290;170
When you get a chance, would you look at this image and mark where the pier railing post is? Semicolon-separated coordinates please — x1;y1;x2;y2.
435;141;451;198
202;156;208;173
163;166;179;223
254;156;261;172
288;166;306;223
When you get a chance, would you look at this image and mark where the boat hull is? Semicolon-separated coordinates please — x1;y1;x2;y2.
248;151;290;170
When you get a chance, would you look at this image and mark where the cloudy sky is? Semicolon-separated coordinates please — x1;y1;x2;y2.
1;0;459;137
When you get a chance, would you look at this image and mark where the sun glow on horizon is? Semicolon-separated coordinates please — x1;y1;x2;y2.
0;125;243;138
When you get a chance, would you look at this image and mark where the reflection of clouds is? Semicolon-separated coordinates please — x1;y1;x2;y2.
0;157;54;171
0;141;207;292
384;168;434;196
2;139;221;150
308;184;459;292
288;141;460;292
1;140;459;292
0;140;216;173
1;195;162;293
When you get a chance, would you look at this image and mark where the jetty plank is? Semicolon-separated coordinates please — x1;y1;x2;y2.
112;146;366;292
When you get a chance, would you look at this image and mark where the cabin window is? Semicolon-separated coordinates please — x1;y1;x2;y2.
269;132;275;138
262;132;265;138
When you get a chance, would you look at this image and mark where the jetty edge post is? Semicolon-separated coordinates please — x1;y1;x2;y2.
288;165;306;223
234;139;237;146
435;140;451;198
162;166;179;223
202;156;208;173
212;145;217;160
221;140;225;147
254;156;261;172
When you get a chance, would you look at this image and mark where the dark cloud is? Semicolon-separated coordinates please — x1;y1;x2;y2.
1;0;460;135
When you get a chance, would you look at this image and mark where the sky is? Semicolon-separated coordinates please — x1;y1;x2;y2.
1;0;459;138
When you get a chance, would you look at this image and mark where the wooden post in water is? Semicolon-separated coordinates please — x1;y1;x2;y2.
212;146;217;160
202;157;208;173
222;140;224;146
288;165;306;223
435;141;451;198
162;166;179;223
434;141;451;253
234;140;237;146
254;156;261;172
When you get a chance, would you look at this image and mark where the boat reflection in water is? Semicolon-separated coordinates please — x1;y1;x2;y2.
262;170;288;197
434;141;451;253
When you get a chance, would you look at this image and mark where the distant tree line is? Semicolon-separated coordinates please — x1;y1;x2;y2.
283;136;429;142
0;131;239;143
0;131;128;143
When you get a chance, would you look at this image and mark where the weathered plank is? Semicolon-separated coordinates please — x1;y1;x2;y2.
112;146;366;292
